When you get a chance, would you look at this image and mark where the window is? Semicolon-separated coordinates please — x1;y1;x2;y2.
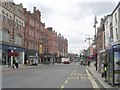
5;13;8;23
15;35;22;45
16;20;19;28
2;11;5;22
118;8;120;22
116;28;119;39
115;13;117;24
9;16;12;25
1;29;10;42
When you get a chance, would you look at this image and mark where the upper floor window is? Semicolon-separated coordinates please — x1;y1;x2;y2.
2;11;5;22
15;34;22;46
1;28;10;43
30;19;34;26
116;28;119;39
115;13;117;24
118;8;120;22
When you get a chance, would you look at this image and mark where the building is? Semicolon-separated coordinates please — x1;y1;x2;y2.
0;1;68;66
104;14;113;50
46;27;58;62
0;2;25;66
96;17;106;72
112;2;120;45
24;7;44;64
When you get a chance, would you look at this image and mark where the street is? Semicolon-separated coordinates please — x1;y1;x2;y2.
2;62;98;88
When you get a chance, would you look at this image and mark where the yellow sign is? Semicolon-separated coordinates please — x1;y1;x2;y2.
39;45;42;54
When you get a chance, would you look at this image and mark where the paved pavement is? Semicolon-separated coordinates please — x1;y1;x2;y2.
1;64;41;72
87;61;120;89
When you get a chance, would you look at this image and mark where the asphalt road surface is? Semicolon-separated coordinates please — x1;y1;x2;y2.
2;62;98;88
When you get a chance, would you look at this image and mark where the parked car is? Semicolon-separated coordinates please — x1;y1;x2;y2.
64;61;70;64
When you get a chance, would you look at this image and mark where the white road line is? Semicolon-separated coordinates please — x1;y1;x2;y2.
61;85;64;89
77;76;79;79
86;69;99;88
65;80;68;84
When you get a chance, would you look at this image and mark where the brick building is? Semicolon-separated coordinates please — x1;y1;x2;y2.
24;7;45;64
0;1;68;65
0;2;25;66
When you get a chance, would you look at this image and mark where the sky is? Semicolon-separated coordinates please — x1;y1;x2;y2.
13;0;119;54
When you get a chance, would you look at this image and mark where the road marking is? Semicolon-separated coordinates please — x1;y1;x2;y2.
68;77;70;79
81;74;82;76
61;85;64;89
86;69;99;88
77;76;79;79
65;80;68;84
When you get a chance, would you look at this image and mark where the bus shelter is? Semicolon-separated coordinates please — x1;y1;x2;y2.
106;44;120;86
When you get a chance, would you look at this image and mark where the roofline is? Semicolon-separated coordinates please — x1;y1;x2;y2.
112;2;120;14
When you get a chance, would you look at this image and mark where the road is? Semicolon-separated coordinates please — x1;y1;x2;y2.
2;62;98;88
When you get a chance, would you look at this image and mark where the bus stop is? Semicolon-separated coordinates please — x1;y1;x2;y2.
106;44;120;86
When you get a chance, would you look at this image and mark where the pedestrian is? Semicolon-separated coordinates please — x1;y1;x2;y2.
15;58;19;68
88;60;90;67
13;58;16;68
101;62;104;78
103;61;107;81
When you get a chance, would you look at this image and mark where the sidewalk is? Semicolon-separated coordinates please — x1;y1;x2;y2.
87;62;119;89
1;64;41;72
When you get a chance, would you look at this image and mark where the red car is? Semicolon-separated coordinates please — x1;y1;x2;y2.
64;61;70;64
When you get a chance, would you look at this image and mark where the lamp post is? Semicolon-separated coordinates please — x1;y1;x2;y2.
85;35;93;61
10;13;15;68
93;15;98;71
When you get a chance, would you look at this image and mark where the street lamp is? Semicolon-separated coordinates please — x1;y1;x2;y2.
93;15;98;71
85;35;93;61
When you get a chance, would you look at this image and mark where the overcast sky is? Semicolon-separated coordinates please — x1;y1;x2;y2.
14;0;119;54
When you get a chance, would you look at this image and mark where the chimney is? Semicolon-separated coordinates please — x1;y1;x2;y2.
34;7;36;12
24;8;26;11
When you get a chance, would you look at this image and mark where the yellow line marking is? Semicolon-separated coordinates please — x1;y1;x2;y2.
86;69;99;88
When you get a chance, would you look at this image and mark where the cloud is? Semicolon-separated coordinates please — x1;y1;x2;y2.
78;2;117;15
13;0;119;54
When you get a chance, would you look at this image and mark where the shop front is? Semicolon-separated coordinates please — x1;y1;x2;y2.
39;53;53;64
1;44;25;67
24;49;38;65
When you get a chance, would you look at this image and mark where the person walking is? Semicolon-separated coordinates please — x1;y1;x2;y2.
103;61;107;81
15;58;19;68
88;60;90;67
101;62;104;78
